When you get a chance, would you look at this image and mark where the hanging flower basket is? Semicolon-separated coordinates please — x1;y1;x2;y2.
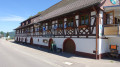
66;27;74;30
78;25;88;29
47;30;50;32
57;28;62;31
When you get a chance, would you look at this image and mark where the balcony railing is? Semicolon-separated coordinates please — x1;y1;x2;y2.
103;24;120;36
15;25;94;38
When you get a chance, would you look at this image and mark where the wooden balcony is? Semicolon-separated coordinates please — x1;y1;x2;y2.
103;24;120;36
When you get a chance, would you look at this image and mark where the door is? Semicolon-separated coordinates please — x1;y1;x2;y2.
25;38;27;43
49;39;53;49
63;39;75;54
30;38;33;45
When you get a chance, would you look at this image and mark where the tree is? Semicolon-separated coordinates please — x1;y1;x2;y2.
6;32;9;37
0;31;4;37
29;16;33;18
37;11;41;14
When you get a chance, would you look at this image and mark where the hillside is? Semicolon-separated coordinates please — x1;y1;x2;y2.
2;31;15;39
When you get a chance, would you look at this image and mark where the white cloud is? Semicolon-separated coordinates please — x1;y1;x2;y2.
0;15;25;22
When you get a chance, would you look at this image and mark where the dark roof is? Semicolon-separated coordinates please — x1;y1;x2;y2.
21;13;41;24
39;0;101;22
15;23;34;30
15;0;102;30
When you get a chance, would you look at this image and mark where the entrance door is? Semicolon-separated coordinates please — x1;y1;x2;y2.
25;38;27;43
17;37;18;42
30;38;33;45
63;39;75;54
49;39;53;49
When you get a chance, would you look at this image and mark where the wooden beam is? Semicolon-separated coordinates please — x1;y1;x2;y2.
92;6;99;59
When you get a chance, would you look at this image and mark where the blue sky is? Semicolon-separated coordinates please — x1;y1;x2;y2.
0;0;61;32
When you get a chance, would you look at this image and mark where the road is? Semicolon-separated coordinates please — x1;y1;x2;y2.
0;39;63;67
0;38;120;67
0;39;86;67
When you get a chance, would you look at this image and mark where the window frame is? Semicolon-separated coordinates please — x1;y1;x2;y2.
106;10;115;25
67;17;74;27
79;14;90;26
58;20;64;28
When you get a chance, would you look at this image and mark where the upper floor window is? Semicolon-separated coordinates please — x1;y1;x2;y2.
106;11;114;24
26;21;28;25
28;20;31;24
30;27;33;32
58;20;63;28
80;15;89;25
67;18;74;27
39;23;42;31
35;27;39;32
48;23;52;30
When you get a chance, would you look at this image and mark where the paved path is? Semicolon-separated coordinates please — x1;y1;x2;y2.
0;39;120;67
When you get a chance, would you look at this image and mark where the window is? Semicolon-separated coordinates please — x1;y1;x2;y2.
48;23;52;30
85;15;89;25
106;12;114;24
54;21;58;29
58;20;63;28
81;16;84;25
80;15;89;25
43;23;46;31
30;27;33;32
35;27;39;32
67;18;74;27
39;24;43;31
28;20;31;24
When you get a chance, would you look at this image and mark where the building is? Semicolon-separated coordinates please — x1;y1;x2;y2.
15;0;120;59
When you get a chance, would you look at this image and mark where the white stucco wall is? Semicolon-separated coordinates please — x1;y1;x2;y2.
27;37;31;43
33;37;49;46
17;37;110;55
26;37;97;54
22;37;26;42
31;37;65;48
98;39;109;54
73;38;96;54
108;37;120;54
52;38;66;49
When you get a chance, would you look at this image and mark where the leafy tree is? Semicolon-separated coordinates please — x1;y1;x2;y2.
0;31;4;35
29;16;33;18
38;11;41;14
6;32;9;37
0;31;4;37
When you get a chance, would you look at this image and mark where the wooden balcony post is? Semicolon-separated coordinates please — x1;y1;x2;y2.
93;6;99;59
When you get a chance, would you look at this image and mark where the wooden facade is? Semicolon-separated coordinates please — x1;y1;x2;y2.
15;6;98;38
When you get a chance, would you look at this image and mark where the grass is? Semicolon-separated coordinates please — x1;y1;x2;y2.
110;60;114;63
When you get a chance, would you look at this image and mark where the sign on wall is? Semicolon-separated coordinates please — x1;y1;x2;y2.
43;39;48;44
110;0;119;5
